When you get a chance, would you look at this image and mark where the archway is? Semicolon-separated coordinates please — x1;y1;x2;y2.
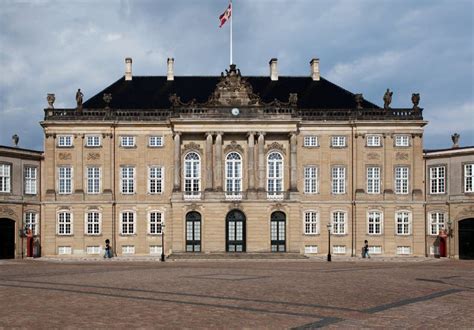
185;211;201;252
226;210;246;252
270;211;286;252
459;218;474;260
0;218;15;259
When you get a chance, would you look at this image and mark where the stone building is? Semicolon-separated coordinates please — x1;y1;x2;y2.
39;58;427;258
424;135;474;259
0;144;42;259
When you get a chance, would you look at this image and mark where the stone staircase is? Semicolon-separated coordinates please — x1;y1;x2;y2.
168;252;308;260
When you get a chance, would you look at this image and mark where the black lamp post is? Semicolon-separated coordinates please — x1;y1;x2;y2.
327;223;332;262
161;222;166;262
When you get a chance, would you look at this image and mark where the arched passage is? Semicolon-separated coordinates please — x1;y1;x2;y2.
0;218;15;259
459;218;474;260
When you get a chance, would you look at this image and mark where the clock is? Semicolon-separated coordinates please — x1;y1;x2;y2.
231;108;240;116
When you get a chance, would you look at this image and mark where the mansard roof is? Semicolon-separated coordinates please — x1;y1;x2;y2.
83;75;379;110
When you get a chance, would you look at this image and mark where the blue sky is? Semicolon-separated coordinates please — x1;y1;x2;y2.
0;0;472;150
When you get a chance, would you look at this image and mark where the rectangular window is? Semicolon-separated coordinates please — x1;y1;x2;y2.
367;167;381;194
58;135;73;147
396;211;411;235
395;166;409;194
304;245;318;254
86;211;101;235
465;164;473;193
57;211;72;235
0;164;11;193
304;166;318;194
397;246;411;255
149;211;163;235
368;211;382;234
150;245;162;255
58;246;72;255
120;136;135;147
149;136;163;147
85;135;101;147
148;166;163;194
304;211;318;235
121;212;135;235
367;135;381;147
333;245;346;254
430;166;446;194
395;135;409;147
25;212;39;235
303;136;318;147
87;167;101;194
24;167;37;194
86;246;101;254
58;166;73;194
332;211;346;235
121;166;135;194
332;166;346;194
430;212;445;235
368;246;382;254
331;136;346;147
122;245;135;254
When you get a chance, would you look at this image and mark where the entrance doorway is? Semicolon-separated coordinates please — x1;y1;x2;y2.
186;211;201;252
226;210;246;252
0;218;15;259
270;211;286;252
459;218;474;260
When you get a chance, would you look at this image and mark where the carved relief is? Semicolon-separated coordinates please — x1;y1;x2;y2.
396;152;409;160
224;141;244;155
367;152;380;160
87;152;101;161
183;142;203;154
265;142;286;155
0;206;16;218
228;202;242;211
58;152;72;160
456;206;474;219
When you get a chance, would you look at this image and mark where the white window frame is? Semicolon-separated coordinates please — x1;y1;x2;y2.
304;166;318;194
395;135;410;147
430;166;446;194
304;211;319;235
331;136;346;148
333;245;346;254
120;136;135;148
148;136;163;147
304;245;318;254
58;166;73;194
85;135;101;147
267;152;284;199
367;167;381;194
24;166;37;194
149;245;163;255
86;166;101;194
395;210;411;235
122;245;135;254
183;152;201;199
368;246;382;254
366;135;382;147
148;211;163;235
57;210;73;235
86;246;102;254
148;166;163;194
464;164;473;193
57;135;73;147
0;163;11;193
429;212;445;236
331;211;346;235
120;211;136;235
367;210;383;235
303;136;318;147
24;211;39;235
397;246;411;255
85;211;101;235
225;152;242;199
58;246;72;255
331;166;346;194
395;166;409;194
120;166;135;194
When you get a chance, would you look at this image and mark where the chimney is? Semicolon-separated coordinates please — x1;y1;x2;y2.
269;58;278;81
310;58;320;81
125;57;132;81
167;58;174;81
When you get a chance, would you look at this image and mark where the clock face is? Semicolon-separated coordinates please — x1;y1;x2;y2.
231;108;240;116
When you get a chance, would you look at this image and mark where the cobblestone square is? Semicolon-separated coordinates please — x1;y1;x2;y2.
0;259;473;328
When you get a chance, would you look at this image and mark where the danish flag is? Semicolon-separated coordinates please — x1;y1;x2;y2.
219;2;232;28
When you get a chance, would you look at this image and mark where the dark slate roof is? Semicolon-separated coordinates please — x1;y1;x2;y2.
424;146;474;153
83;75;379;110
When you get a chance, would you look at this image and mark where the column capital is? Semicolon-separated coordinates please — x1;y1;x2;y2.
288;131;298;138
173;131;181;137
247;131;256;137
205;131;214;138
258;131;266;137
215;131;224;137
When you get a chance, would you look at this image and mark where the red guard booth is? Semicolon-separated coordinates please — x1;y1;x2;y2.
26;229;33;257
438;230;448;258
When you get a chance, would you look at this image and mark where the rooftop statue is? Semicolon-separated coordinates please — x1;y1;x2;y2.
383;88;393;109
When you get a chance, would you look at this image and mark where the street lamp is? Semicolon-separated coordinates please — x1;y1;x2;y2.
327;223;332;262
161;221;166;262
446;219;453;237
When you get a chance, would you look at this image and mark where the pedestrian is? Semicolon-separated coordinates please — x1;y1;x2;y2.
104;239;113;258
363;240;370;259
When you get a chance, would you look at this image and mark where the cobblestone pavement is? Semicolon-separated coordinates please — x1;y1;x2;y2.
0;258;472;328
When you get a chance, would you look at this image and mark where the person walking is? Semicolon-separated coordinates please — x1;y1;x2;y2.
363;240;370;259
104;239;113;258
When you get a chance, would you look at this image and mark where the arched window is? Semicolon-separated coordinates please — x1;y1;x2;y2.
225;152;242;199
267;152;283;198
184;152;201;198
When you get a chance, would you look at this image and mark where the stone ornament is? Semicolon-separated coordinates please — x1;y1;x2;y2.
87;152;101;161
12;134;19;147
183;142;203;154
58;152;72;160
0;206;16;218
411;93;420;109
103;93;112;108
396;152;409;160
47;93;55;109
367;152;380;160
451;133;460;148
76;89;83;108
354;94;364;109
265;142;286;155
224;141;244;155
383;88;393;109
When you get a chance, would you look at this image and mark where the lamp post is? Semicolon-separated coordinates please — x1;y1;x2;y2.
327;223;332;262
446;219;453;258
161;222;166;262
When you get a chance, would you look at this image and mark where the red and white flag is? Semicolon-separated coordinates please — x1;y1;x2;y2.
219;2;232;28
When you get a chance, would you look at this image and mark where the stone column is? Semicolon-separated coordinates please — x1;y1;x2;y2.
257;132;266;190
205;132;214;191
247;132;255;190
173;132;181;191
289;131;297;191
215;132;223;191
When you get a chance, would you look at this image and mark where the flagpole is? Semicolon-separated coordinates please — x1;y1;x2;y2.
230;1;233;65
